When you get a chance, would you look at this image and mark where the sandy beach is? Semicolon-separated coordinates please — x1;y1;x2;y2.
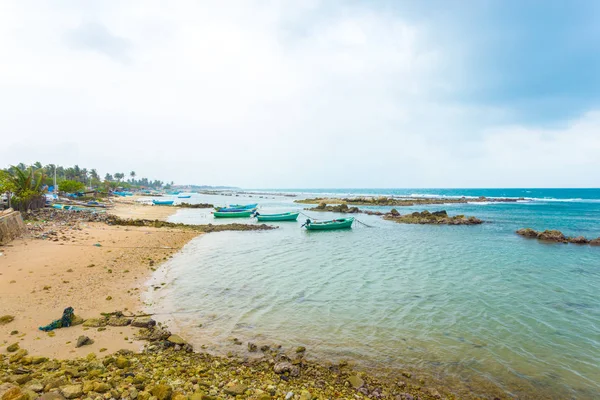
0;203;199;359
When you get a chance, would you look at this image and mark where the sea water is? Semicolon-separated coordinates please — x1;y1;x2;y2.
146;189;600;399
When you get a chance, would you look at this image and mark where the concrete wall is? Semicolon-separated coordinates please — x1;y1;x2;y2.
0;209;26;245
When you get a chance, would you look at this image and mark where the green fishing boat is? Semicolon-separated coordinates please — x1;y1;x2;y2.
303;217;354;230
255;212;299;222
213;210;253;218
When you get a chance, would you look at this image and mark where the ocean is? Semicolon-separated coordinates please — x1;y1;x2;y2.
145;189;600;399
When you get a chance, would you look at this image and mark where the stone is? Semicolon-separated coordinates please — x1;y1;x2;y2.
81;382;94;394
70;315;84;326
9;349;28;363
25;382;43;393
82;318;106;328
93;383;111;393
295;346;306;353
6;343;19;352
299;390;311;400
60;385;83;399
1;387;27;400
590;238;600;246
166;335;186;345
274;362;293;374
347;375;364;389
248;342;257;352
0;384;17;400
390;208;400;216
31;356;48;364
569;236;589;244
0;315;15;325
131;317;156;328
223;382;247;396
76;336;93;348
107;316;131;326
38;394;66;400
285;392;294;400
150;385;172;400
115;356;130;369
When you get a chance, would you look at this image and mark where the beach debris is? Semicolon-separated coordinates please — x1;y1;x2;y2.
0;315;15;325
75;335;93;348
39;307;75;331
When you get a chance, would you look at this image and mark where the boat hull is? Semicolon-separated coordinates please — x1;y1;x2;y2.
153;200;174;205
256;212;299;222
214;211;253;218
305;218;354;230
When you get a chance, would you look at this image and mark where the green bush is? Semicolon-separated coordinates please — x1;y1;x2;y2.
58;180;85;193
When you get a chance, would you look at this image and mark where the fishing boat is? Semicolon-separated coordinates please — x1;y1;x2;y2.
227;203;258;210
178;195;191;198
216;206;257;212
152;199;174;206
214;210;253;218
303;217;354;231
255;212;299;222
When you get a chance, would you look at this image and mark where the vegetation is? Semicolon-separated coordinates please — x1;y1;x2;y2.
2;162;167;193
1;165;47;211
58;179;85;194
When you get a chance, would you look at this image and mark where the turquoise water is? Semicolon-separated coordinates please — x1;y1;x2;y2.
147;189;600;399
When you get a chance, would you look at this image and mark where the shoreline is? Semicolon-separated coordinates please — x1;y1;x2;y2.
0;202;198;359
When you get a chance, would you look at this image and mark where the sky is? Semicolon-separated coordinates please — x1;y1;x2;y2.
1;0;599;188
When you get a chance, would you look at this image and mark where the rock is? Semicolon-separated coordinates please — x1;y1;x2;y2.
569;236;590;244
136;327;171;341
76;335;93;348
538;230;567;242
43;377;67;392
1;387;27;400
6;343;19;352
274;362;293;374
299;390;311;400
295;346;306;353
590;238;600;246
9;374;31;385
223;382;247;396
107;316;132;326
25;382;43;393
0;384;17;399
70;315;84;326
92;382;111;393
347;375;364;389
150;384;172;400
396;394;414;400
115;356;130;369
428;388;442;399
38;394;66;400
389;208;400;216
131;317;156;328
0;315;15;325
248;342;257;352
30;356;48;364
285;392;294;400
81;382;94;394
9;349;28;363
167;335;186;345
401;371;412;378
60;385;82;399
82;318;106;328
260;345;270;352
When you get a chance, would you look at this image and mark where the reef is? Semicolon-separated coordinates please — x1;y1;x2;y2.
296;196;523;207
516;228;600;245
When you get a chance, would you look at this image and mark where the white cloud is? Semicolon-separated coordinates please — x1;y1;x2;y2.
0;1;597;187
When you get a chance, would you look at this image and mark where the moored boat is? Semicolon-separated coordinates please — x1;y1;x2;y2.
214;210;253;218
303;217;354;230
216;205;258;212
227;203;258;210
255;212;299;222
153;199;174;206
178;195;191;198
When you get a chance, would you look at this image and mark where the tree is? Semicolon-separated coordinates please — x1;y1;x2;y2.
58;180;85;194
6;166;47;211
105;173;113;181
130;171;136;181
0;170;16;194
114;172;125;182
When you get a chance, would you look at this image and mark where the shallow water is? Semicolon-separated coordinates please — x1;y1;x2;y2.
146;189;600;399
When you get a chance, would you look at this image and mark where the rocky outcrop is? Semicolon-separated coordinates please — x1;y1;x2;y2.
178;203;214;209
296;196;523;207
384;210;483;225
516;228;600;246
307;203;361;213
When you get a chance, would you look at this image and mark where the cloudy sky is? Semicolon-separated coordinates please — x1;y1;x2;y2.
1;0;599;188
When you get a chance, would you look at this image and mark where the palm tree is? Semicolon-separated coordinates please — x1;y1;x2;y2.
6;166;46;211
